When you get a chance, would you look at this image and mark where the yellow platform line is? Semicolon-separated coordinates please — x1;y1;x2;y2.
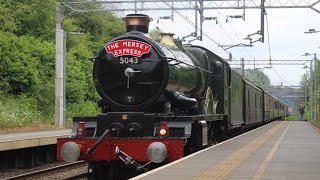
252;121;291;180
193;121;286;180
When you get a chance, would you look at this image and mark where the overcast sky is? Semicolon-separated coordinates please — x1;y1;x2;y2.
143;3;320;86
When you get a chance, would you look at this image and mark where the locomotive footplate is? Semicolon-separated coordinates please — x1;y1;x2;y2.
57;137;184;163
71;113;226;138
72;112;198;138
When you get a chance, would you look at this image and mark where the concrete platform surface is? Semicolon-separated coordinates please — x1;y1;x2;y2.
132;121;320;180
0;129;71;151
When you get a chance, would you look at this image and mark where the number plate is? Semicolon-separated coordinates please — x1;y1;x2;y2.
119;56;141;64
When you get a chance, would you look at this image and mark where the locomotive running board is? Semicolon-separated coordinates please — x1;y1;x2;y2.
162;114;226;122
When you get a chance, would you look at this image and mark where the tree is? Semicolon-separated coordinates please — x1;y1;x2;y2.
149;28;163;40
0;32;40;94
300;72;309;88
0;0;56;40
233;68;271;87
0;0;126;119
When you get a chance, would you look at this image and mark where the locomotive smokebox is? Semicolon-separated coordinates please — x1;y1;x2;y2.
123;14;152;33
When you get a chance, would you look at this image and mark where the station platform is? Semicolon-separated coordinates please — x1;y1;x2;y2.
132;121;320;180
0;129;71;151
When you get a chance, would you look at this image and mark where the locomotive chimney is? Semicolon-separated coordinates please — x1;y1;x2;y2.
160;33;177;48
123;14;152;33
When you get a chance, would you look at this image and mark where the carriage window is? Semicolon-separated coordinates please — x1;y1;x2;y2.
248;90;250;107
228;68;231;87
255;93;257;107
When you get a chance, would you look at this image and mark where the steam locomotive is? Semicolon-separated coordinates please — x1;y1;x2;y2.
57;14;288;179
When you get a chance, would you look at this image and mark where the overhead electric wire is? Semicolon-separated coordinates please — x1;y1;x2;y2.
161;1;229;54
205;1;255;59
46;0;258;60
150;18;172;33
271;67;288;84
180;1;234;46
202;9;254;60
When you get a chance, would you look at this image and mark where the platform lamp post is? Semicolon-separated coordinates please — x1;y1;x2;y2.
304;28;319;122
304;53;317;122
313;53;317;122
58;31;84;128
55;29;84;128
56;2;84;128
55;2;64;128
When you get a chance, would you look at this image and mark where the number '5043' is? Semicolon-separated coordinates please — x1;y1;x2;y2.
119;57;139;64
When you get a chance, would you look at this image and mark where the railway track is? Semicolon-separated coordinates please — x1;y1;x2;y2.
4;161;88;180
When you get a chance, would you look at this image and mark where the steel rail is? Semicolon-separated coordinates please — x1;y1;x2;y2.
3;161;87;180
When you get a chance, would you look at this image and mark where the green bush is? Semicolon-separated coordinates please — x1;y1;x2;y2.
66;101;100;120
285;114;299;121
0;92;46;128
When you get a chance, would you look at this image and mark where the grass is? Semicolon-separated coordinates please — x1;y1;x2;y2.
0;92;100;133
285;114;300;121
0;95;55;133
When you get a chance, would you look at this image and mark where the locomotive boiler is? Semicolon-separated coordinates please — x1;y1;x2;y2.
56;14;288;180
